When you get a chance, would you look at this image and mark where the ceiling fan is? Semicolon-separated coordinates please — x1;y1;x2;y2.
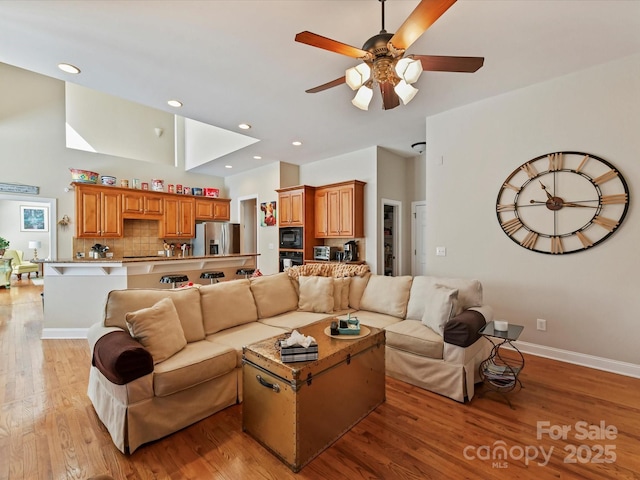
295;0;484;110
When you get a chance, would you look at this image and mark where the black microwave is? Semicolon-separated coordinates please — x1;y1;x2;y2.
279;227;303;249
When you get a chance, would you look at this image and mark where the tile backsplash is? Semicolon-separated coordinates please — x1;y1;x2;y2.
72;220;192;258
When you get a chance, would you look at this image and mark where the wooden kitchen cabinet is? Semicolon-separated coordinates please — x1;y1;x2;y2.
195;198;230;221
314;180;364;239
75;184;122;238
122;190;163;218
161;197;195;238
278;187;312;226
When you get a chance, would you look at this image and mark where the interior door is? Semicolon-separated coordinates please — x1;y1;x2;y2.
413;203;427;276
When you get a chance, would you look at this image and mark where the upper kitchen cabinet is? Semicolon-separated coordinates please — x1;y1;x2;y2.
75;184;122;238
161;197;195;238
195;198;231;221
277;185;315;227
314;180;365;239
121;190;164;218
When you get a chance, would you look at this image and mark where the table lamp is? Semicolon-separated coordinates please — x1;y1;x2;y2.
29;240;41;260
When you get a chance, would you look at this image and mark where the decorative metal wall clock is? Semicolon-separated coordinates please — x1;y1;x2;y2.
496;151;629;254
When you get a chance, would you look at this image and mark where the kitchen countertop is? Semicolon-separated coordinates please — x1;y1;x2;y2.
43;253;260;264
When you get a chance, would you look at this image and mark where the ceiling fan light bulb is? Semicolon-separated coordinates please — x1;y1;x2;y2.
395;58;422;84
345;63;371;90
394;80;419;105
352;85;373;110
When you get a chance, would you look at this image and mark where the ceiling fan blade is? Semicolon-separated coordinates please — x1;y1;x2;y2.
305;76;346;94
389;0;457;51
379;83;400;110
295;31;371;59
413;54;484;73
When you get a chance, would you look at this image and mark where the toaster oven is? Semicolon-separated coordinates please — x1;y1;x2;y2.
313;246;338;261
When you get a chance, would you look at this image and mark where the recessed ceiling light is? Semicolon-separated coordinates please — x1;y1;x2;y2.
292;141;302;146
238;123;251;130
253;156;262;160
167;100;183;108
58;63;80;74
225;165;233;169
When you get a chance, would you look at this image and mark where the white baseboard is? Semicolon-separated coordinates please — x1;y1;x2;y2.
41;328;89;339
513;341;640;379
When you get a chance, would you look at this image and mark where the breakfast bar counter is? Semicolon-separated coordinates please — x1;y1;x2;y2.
42;254;258;338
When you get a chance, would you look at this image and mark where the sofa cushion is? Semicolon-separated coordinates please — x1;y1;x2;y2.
206;322;289;367
406;276;483;320
153;340;236;397
359;275;413;318
421;285;458;337
334;277;351;310
385;320;444;360
250;273;299;318
444;309;487;347
258;311;333;331
350;310;403;330
348;273;370;309
92;330;154;385
125;297;187;364
298;276;334;313
200;279;258;335
104;287;205;342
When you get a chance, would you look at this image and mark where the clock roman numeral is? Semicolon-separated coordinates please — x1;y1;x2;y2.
576;231;593;248
497;203;516;212
551;236;564;254
593;169;618;185
501;218;523;235
520;162;538;179
520;231;538;249
600;194;628;205
548;153;563;171
503;182;521;193
575;155;590;173
592;216;618;232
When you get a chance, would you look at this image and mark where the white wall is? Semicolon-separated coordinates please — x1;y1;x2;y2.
0;63;225;259
0;199;51;258
425;54;640;365
225;162;282;275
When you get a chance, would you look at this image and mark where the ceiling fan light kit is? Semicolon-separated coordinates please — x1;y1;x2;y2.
295;0;484;111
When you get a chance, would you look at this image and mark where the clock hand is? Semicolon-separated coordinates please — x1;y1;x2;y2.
539;181;553;200
562;202;598;208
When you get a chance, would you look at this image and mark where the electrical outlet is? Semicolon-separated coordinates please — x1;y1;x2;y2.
436;246;446;256
537;318;547;331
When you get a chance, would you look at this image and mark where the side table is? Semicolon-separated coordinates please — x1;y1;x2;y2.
478;321;524;409
1;258;13;288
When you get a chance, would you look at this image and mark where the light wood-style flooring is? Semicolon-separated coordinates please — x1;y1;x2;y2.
1;280;639;479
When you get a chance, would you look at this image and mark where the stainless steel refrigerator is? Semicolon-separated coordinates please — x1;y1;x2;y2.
193;222;241;256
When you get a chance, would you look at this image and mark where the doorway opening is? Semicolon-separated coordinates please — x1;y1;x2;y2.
411;201;427;276
381;200;401;276
238;195;257;255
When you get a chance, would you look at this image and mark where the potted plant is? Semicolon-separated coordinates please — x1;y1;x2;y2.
0;236;9;256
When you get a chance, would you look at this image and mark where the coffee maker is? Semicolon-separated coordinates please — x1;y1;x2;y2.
343;240;358;262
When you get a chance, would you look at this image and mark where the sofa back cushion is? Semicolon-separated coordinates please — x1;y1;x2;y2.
250;272;299;318
200;279;258;334
334;277;351;311
359;275;413;318
406;276;483;320
348;273;370;309
104;287;205;342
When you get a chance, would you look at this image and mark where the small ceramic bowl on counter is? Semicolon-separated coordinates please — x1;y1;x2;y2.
101;175;116;186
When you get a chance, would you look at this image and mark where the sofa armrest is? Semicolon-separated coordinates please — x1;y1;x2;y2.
92;330;154;385
444;305;493;347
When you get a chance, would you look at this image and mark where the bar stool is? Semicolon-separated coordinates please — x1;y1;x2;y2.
236;268;255;279
200;271;225;284
159;274;189;289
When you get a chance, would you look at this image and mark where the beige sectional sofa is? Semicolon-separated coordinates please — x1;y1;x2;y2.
87;271;492;453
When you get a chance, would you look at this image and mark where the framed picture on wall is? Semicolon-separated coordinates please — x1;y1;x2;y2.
260;201;277;227
20;206;49;232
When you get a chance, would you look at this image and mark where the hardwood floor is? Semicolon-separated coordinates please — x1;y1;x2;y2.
1;281;639;480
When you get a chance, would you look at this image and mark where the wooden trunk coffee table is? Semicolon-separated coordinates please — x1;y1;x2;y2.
242;319;386;472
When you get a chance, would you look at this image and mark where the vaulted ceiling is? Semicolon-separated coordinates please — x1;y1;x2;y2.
1;1;639;177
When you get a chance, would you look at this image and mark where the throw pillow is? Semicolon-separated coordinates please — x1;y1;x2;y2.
250;272;299;318
334;277;351;310
298;276;334;313
359;275;413;318
125;297;187;364
421;284;459;336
